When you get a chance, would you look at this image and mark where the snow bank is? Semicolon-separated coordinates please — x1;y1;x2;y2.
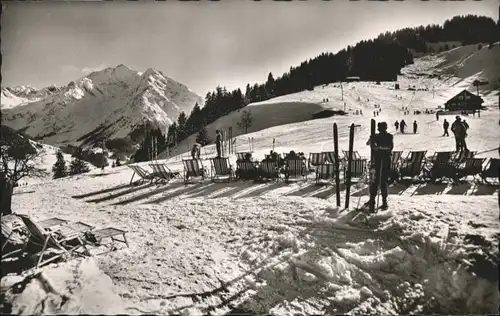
1;258;126;315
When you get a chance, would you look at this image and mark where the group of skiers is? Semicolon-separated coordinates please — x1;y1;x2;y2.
190;129;224;159
394;120;418;134
443;116;470;152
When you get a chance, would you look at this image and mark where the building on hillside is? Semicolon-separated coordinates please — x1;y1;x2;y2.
344;76;360;82
444;89;484;111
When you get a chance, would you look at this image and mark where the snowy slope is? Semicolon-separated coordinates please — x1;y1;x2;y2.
2;65;203;146
8;100;498;314
168;43;498;158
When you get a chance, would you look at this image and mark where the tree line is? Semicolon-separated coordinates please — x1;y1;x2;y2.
163;14;498;151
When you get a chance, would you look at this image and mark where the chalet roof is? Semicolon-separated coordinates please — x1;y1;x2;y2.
445;89;483;104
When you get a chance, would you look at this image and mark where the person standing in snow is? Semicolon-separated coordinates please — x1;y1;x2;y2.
400;120;407;133
451;116;468;152
462;119;470;131
215;130;222;158
443;119;450;136
394;121;399;132
365;122;393;210
191;143;201;159
413;120;418;134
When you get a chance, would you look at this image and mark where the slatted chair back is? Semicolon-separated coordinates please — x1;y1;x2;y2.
236;152;249;161
286;159;305;179
455;150;476;163
150;163;172;181
433;151;454;163
183;159;204;178
129;165;151;179
401;151;426;177
323;151;339;165
260;161;279;179
236;161;258;172
482;158;500;178
460;158;486;176
316;164;336;181
212;157;232;176
342;150;361;160
308;153;325;167
348;159;367;179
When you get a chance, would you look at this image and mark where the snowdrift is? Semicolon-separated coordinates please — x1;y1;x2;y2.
1;258;126;315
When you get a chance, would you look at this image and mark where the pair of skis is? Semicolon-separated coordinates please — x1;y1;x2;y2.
334;119;379;213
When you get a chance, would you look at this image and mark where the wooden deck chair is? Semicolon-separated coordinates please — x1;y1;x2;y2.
315;163;336;184
128;165;154;185
38;217;68;231
284;159;307;183
480;158;500;184
17;214;91;270
342;150;361;160
343;159;367;184
423;157;459;183
236;161;259;180
85;227;129;253
456;157;486;182
259;161;280;182
399;151;427;181
308;153;325;170
388;151;403;182
211;157;234;182
454;150;476;163
182;159;206;184
150;163;174;184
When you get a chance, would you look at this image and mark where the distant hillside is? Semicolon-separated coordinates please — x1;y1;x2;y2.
165;14;499;151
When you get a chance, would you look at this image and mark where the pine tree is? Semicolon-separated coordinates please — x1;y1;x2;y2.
195;126;211;146
69;148;90;175
237;110;254;134
52;151;68;179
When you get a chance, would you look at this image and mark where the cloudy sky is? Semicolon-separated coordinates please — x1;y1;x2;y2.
2;0;497;96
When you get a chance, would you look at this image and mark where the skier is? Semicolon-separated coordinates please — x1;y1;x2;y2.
443;119;450;136
394;121;399;132
215;130;222;158
451;116;468;152
365;122;393;210
400;120;407;133
436;112;440;121
413;120;418;134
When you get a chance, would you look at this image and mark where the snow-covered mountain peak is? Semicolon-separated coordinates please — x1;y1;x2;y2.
84;64;141;86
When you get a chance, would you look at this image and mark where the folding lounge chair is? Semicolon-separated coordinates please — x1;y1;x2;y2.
323;151;340;165
480;158;500;185
284;159;307;183
456;157;486;182
308;153;325;171
426;151;455;165
150;163;175;184
236;161;259;180
128;165;154;185
343;159;367;184
259;161;280;182
16;214;91;270
315;163;337;185
399;151;427;182
182;159;206;184
211;157;235;182
423;157;459;183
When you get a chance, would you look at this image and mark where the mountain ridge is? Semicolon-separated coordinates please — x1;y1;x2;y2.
1;64;203;148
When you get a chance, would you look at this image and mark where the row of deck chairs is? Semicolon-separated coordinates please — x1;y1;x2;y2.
305;150;499;185
2;214;128;272
128;163;180;185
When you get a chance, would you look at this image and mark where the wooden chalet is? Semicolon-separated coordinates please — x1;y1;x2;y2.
444;89;483;111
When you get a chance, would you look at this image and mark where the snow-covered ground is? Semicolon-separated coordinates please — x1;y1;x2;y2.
2;45;499;315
